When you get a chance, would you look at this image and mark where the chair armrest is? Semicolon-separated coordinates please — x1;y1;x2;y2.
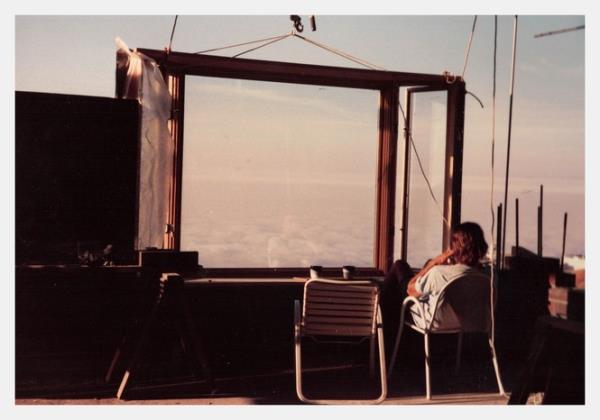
399;295;430;330
402;296;426;320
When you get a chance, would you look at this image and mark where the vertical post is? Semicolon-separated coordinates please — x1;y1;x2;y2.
537;184;543;257
374;86;399;272
399;90;412;262
444;82;466;249
166;72;185;250
515;198;520;252
560;212;568;272
496;203;503;269
501;15;519;265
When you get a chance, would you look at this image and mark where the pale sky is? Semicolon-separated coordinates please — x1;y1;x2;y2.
13;14;586;259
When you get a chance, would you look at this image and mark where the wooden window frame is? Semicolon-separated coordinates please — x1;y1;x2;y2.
120;49;465;276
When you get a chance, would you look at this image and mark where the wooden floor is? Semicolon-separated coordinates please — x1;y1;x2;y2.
15;363;515;405
16;392;510;405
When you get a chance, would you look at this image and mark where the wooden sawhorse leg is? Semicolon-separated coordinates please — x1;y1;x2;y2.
109;273;213;399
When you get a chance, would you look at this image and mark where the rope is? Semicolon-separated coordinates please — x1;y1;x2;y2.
460;16;478;80
292;33;386;70
192;31;384;70
466;91;484;108
398;101;450;228
193;32;293;55
232;33;294;58
489;16;507;397
167;15;179;52
489;14;498;347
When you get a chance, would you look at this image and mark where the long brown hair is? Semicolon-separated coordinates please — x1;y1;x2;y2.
450;222;488;266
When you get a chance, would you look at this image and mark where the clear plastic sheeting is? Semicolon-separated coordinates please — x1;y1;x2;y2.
115;37;173;250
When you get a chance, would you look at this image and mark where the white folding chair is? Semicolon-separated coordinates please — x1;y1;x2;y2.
387;272;506;400
294;279;387;404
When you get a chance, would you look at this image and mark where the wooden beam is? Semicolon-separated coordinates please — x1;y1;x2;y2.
166;72;185;250
138;48;449;90
399;90;413;262
374;87;399;272
443;82;466;248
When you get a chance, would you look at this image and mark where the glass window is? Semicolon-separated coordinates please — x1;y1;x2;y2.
181;77;379;268
395;90;448;267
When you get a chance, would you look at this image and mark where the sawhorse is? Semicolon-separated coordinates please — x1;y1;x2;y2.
105;272;213;399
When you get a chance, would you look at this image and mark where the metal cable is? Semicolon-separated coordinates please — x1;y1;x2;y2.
460;16;478;80
193;32;293;55
232;33;294;58
167;15;179;52
490;14;498;347
398;101;450;228
293;33;385;70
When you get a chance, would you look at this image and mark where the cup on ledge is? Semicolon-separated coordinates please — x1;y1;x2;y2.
342;265;356;280
309;265;323;279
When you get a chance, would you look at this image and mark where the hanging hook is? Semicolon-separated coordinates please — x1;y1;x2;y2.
442;70;457;84
290;15;304;33
310;15;317;32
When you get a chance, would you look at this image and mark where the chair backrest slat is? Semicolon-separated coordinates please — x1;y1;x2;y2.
305;308;374;317
302;279;379;337
303;324;375;337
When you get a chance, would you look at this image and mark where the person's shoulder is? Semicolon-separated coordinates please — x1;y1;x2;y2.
424;264;451;280
437;263;486;279
455;263;490;279
431;264;463;275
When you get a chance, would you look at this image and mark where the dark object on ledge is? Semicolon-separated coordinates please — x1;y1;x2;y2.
554;271;576;288
548;287;584;322
138;250;199;273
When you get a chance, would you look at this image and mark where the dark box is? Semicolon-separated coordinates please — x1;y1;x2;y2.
548;287;585;322
138;250;199;273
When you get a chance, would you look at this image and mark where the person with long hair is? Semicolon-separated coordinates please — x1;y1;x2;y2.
380;221;489;354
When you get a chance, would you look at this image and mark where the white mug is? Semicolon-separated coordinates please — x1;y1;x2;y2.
342;265;355;280
310;265;323;279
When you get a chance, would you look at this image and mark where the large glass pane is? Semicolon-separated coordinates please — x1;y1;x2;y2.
181;77;378;268
397;91;447;267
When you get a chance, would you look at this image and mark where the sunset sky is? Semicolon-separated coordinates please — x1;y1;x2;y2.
12;12;587;264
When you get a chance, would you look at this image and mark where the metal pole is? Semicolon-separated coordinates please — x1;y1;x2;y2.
560;212;568;272
496;203;503;269
515;198;519;252
534;25;584;38
537;184;543;257
501;15;519;267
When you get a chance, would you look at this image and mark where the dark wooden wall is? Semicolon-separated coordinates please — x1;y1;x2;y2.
15;91;140;264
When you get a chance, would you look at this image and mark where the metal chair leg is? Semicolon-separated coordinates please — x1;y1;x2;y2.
369;335;376;378
488;337;507;396
295;302;387;404
424;332;431;400
455;332;463;374
387;306;407;380
294;300;308;403
375;307;387;403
